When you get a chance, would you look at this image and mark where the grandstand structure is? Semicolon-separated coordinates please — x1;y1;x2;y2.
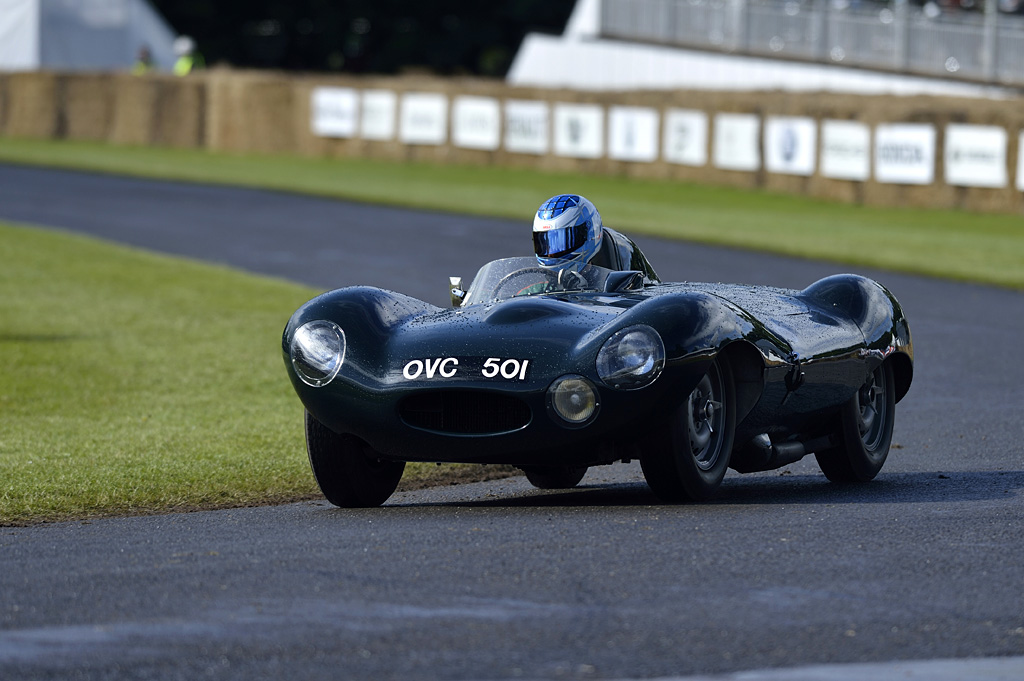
508;0;1024;96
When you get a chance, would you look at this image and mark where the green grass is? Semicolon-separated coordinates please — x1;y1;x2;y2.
0;221;318;524
0;221;486;525
1;138;1022;289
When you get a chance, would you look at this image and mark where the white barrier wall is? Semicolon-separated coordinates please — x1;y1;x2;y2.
820;120;871;181
553;103;604;159
311;87;358;138
608;106;659;162
309;86;1023;193
399;92;448;145
504;100;549;155
875;124;936;185
1019;132;1024;193
712;113;760;172
452;96;501;151
764;117;817;176
360;90;396;141
663;109;708;167
944;125;1007;189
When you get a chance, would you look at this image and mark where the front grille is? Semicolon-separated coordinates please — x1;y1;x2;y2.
399;390;532;435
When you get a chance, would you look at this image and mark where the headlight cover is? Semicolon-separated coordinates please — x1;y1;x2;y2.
596;325;665;390
290;320;345;387
548;375;599;426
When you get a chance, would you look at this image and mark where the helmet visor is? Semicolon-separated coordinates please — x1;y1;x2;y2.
533;222;589;259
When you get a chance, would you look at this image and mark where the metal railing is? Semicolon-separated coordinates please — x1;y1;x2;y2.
600;0;1024;85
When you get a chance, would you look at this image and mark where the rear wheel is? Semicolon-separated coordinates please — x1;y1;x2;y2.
640;358;736;502
522;465;588;489
305;411;405;507
815;362;895;483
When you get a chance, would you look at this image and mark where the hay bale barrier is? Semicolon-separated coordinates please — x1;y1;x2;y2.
3;72;61;139
1;69;1022;214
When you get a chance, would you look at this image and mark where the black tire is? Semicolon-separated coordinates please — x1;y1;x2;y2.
640;358;736;502
522;465;588;489
305;411;405;507
815;362;895;483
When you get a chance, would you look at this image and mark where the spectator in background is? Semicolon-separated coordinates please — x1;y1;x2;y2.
132;45;153;75
173;36;205;76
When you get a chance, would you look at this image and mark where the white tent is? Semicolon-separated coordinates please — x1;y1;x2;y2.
0;0;177;73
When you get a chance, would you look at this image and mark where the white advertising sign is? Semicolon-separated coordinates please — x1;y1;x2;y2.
554;103;604;159
713;113;760;172
663;109;708;167
874;123;936;185
504;100;549;155
360;89;396;141
310;87;359;138
1019;131;1024;192
399;92;448;145
608;106;659;163
452;96;501;151
764;116;817;176
944;124;1008;188
820;120;871;181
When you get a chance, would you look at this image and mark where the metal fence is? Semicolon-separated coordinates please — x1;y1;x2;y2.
600;0;1024;85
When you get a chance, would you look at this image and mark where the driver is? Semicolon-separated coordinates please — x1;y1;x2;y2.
532;194;659;280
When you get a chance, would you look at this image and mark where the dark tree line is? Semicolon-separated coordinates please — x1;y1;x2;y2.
150;1;576;76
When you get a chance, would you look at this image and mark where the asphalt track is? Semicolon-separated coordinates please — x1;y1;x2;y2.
1;163;1023;681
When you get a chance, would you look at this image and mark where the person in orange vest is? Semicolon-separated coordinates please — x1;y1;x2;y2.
172;36;205;76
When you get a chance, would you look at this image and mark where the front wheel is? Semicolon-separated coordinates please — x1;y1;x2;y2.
640;358;736;502
305;411;405;507
815;362;895;483
521;465;588;490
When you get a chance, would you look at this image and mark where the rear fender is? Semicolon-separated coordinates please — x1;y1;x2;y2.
801;275;914;403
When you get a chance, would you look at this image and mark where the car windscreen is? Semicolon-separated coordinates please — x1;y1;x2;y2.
462;257;614;306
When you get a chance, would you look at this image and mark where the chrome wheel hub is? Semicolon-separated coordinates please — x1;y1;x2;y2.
686;373;724;471
857;367;887;449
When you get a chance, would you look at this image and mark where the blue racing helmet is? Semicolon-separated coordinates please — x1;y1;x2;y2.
532;194;603;270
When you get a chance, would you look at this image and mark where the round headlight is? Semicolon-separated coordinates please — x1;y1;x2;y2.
596;325;665;390
548;375;599;426
290;320;345;387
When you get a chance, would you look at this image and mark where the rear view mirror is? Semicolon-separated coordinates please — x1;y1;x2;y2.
449;276;466;307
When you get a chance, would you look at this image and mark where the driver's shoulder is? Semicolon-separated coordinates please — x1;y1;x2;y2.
599;227;660;282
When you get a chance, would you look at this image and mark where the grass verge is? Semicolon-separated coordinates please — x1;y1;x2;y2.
0;138;1022;289
0;222;509;525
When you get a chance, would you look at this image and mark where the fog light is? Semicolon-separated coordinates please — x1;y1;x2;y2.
291;320;345;387
549;375;598;426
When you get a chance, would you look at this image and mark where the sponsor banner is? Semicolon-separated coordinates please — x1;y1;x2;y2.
452;96;501;151
310;87;359;138
713;113;760;171
553;103;604;159
944;124;1008;188
608;106;659;163
663;109;708;167
360;89;396;141
505;100;549;155
764;116;817;176
820;120;871;181
874;123;936;185
1019;131;1024;192
399;92;448;145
